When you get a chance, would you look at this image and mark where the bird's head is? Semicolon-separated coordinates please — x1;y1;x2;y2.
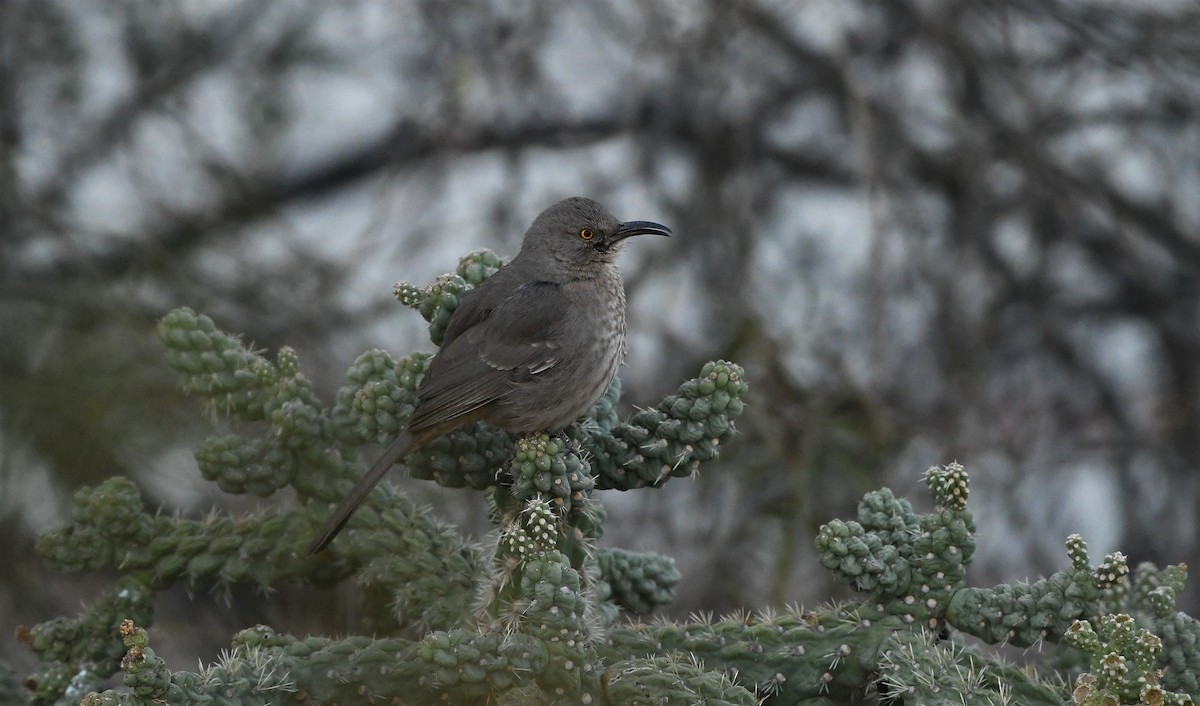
518;196;671;273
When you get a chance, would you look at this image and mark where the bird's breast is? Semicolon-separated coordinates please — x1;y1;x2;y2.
491;271;627;433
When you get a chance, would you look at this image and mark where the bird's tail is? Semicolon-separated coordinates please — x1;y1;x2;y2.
308;431;414;554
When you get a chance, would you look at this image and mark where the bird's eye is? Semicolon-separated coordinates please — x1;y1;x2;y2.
579;228;594;240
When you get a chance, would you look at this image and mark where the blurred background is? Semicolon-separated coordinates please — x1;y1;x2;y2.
4;0;1200;677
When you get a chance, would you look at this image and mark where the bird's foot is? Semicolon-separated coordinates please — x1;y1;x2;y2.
554;432;584;457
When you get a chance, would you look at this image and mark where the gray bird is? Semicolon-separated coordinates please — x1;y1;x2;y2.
309;197;670;553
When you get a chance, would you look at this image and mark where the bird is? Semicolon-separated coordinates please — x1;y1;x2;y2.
308;196;670;553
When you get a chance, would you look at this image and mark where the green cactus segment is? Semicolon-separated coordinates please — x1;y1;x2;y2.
266;348;325;443
816;497;915;601
332;349;430;444
228;627;431;705
158;310;323;432
910;464;976;593
1065;613;1196;706
82;622;592;706
87;618;811;706
923;461;968;510
815;465;975;611
602;656;757;706
405;422;512;489
515;552;597;696
508;434;595;511
112;624;173;703
499;500;562;561
393;249;504;346
87;621;565;706
946;534;1128;647
21;577;153;665
159;308;339;501
585;360;747;491
455;248;505;285
1153;611;1200;697
414;629;549;697
514;551;592;643
395;274;470;346
491;503;626;630
1095;562;1200;697
854;485;921;545
421;550;596;700
877;629;1063;705
595;547;679;615
18;578;153;705
35;477;335;590
318;496;485;634
35;478;150;575
158;308;274;420
1130;563;1188;618
582;377;622;433
195;435;293;497
608;607;906;699
947;572;1098;648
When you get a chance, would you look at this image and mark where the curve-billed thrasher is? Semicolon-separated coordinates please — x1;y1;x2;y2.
309;197;670;553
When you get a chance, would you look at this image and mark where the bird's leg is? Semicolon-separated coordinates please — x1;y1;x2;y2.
556;431;584;457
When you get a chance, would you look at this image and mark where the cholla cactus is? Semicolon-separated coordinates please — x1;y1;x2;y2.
1065;613;1194;706
17;253;1199;705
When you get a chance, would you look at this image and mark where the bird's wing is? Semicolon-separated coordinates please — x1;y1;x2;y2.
408;280;568;432
439;271;504;348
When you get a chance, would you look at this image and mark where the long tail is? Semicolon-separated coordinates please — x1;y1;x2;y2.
308;431;414;554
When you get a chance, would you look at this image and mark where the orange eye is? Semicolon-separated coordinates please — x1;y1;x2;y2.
579;228;594;240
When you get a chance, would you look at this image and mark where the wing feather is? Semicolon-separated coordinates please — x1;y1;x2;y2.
408;280;568;432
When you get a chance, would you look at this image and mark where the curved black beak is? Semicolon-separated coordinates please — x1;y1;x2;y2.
615;220;672;242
